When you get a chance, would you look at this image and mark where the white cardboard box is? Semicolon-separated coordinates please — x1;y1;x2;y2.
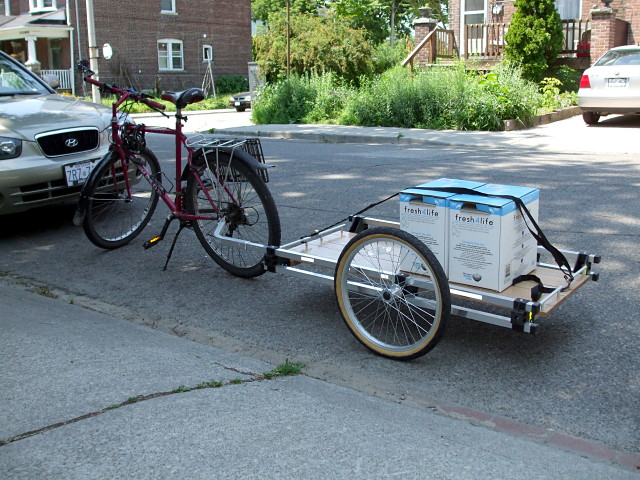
447;184;540;291
399;178;485;273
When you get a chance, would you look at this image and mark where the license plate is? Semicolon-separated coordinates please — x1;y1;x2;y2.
64;159;98;186
235;101;241;106
607;78;627;87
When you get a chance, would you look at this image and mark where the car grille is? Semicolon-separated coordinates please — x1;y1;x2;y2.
36;128;100;157
19;178;83;203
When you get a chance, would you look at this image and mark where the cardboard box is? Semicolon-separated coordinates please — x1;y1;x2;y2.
399;178;485;273
447;184;540;291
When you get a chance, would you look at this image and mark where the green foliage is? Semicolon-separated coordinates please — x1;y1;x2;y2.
253;64;574;131
504;0;564;81
371;40;410;74
252;72;351;124
339;65;539;130
252;0;325;24
548;65;581;92
331;0;421;45
253;13;373;84
216;75;249;95
264;359;307;379
537;76;577;113
99;94;230;113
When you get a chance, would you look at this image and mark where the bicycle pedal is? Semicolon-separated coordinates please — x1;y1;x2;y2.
143;236;163;249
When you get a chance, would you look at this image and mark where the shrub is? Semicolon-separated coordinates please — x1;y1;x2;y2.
216;75;249;95
252;72;352;124
252;63;573;131
504;0;564;81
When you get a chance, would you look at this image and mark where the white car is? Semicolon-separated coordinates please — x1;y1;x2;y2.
578;45;640;124
0;51;111;215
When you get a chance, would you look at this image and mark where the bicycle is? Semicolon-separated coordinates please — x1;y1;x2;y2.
74;60;281;277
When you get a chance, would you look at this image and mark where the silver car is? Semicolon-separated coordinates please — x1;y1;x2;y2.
0;51;111;215
578;45;640;124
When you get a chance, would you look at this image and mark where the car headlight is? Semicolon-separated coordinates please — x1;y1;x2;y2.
245;96;251;101
0;137;22;160
229;96;235;102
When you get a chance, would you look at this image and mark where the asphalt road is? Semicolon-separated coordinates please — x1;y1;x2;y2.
1;132;638;456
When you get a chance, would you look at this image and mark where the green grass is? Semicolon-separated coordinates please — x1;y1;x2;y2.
264;359;307;379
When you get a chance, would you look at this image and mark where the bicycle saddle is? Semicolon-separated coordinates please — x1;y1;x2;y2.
161;88;205;109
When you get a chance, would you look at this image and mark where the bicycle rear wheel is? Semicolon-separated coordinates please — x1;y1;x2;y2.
185;149;281;278
82;149;160;249
334;227;450;360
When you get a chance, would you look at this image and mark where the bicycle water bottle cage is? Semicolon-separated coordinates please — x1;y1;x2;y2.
122;123;146;153
160;88;205;109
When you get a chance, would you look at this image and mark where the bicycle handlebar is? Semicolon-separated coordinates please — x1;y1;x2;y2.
80;64;166;112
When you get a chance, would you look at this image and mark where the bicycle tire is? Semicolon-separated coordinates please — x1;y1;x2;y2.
334;227;450;360
82;148;161;249
185;149;281;278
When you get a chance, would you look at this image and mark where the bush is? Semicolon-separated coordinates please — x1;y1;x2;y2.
252;72;351;124
339;64;538;131
250;63;576;131
371;41;410;74
216;75;249;95
504;0;564;81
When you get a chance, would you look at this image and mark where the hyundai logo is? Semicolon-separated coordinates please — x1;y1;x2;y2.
65;138;79;148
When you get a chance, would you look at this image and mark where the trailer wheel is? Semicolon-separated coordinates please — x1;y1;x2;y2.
334;227;450;360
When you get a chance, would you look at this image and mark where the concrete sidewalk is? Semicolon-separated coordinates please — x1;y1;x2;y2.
133;109;640;155
1;281;638;479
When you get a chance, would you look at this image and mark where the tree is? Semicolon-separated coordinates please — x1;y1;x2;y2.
252;0;326;24
330;0;421;46
504;0;564;81
253;14;373;84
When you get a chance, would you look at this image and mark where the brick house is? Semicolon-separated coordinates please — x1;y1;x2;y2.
0;0;252;94
408;0;638;69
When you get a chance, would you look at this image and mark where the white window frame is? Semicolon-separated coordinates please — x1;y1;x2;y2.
460;0;487;56
161;0;176;14
158;39;184;72
29;0;56;13
202;45;213;62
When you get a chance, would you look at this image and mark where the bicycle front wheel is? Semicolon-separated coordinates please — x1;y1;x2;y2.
82;149;160;249
185;149;281;278
334;227;450;360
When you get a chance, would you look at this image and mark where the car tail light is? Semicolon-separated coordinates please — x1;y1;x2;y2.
579;75;591;89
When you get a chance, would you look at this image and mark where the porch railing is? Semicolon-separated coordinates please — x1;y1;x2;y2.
465;19;591;59
403;28;458;71
40;68;73;90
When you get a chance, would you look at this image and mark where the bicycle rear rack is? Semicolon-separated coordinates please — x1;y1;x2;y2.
186;137;269;183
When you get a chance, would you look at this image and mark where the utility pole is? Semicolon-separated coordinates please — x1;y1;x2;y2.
286;0;290;77
85;0;100;103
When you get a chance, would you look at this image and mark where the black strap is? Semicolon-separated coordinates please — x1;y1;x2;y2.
303;192;399;238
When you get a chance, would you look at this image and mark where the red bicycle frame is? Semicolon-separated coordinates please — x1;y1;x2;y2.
84;75;237;222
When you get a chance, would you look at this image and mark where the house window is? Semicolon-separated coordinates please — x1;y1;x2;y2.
161;0;176;14
462;0;486;55
554;0;580;20
203;45;213;62
29;0;56;12
158;39;184;71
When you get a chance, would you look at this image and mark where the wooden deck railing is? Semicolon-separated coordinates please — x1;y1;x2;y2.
465;19;591;59
402;28;458;71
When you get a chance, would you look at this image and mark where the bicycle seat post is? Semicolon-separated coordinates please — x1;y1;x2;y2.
173;106;185;207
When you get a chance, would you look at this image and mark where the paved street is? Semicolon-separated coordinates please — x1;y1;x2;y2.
1;112;639;477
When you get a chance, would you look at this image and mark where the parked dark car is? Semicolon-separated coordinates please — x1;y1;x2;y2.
229;92;251;112
0;51;111;215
